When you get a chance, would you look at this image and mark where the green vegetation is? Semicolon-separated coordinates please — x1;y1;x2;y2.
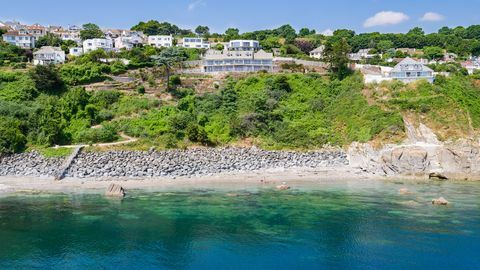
80;23;105;40
115;73;404;149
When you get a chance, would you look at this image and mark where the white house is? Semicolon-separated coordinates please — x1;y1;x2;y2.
309;46;325;59
390;57;434;83
55;30;81;45
2;31;36;49
69;47;84;57
349;49;376;61
181;37;210;49
147;35;173;48
26;24;47;38
33;46;65;65
83;38;114;53
227;40;260;51
115;35;145;50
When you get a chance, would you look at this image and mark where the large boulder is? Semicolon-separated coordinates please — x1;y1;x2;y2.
432;197;449;205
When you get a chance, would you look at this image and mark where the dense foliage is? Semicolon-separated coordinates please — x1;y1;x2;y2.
116;74;404;149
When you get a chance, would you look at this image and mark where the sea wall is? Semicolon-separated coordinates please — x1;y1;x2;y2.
0;147;348;179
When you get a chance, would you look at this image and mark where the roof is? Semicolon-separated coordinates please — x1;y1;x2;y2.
3;31;32;37
310;46;325;54
34;46;64;55
391;57;433;72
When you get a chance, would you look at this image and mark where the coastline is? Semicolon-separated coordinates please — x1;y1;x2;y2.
0;166;382;195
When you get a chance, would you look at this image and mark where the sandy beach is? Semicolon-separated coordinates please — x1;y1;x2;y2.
0;166;382;195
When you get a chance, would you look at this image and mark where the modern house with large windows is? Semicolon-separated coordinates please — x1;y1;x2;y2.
83;38;114;53
226;40;260;51
181;37;210;49
202;40;273;73
390;57;434;83
147;35;173;48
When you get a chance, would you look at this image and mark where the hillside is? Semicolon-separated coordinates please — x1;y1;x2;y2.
2;63;480;155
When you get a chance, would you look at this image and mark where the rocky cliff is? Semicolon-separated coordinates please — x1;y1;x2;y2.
348;119;480;180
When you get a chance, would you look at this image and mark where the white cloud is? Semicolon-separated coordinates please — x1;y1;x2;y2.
188;0;206;11
363;11;409;28
420;12;445;22
321;29;334;36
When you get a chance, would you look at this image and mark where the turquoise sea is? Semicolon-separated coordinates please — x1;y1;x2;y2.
0;180;479;269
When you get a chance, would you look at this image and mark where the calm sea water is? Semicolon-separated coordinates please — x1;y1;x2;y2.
0;180;479;270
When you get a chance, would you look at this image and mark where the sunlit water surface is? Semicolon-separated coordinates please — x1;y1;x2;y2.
0;180;479;269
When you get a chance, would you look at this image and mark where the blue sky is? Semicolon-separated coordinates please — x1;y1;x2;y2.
2;0;480;34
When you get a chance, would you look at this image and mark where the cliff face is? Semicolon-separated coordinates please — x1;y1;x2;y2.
348;119;480;180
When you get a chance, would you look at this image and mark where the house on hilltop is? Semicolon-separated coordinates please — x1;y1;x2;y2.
147;35;173;48
83;38;113;53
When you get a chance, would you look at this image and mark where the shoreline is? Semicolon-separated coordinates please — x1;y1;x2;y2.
0;166;382;195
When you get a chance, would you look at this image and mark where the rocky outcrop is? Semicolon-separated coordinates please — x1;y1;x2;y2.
348;119;480;180
432;197;449;205
105;183;125;197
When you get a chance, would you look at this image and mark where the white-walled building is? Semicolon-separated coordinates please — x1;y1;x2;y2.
390;57;434;83
147;35;173;48
227;40;260;51
69;47;83;57
55;30;81;44
2;31;36;49
83;38;114;53
203;39;273;73
309;46;325;59
181;37;210;49
33;46;65;65
115;35;145;50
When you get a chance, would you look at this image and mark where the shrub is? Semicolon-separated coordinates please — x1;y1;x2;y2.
136;85;146;94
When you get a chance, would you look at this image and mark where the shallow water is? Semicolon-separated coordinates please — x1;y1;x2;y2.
0;180;479;269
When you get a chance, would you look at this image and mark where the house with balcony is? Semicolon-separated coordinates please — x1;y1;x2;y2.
390;57;434;83
33;46;65;65
181;37;210;49
147;35;173;48
226;40;260;51
83;38;114;53
114;34;145;50
2;31;35;49
203;49;273;73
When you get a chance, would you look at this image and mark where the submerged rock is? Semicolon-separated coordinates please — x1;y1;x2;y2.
398;188;412;195
105;183;126;197
276;184;291;190
432;197;449;205
429;173;448;180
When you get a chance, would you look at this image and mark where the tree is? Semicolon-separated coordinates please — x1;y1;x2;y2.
151;47;187;90
299;28;315;37
29;65;65;94
80;23;104;40
275;24;297;43
408;27;425;36
0;117;26;154
131;20;191;36
224;28;240;41
423;46;445;60
195;25;210;37
35;33;63;48
322;38;352;80
376;40;394;54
